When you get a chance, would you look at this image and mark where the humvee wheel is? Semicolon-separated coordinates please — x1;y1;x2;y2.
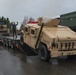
39;45;50;61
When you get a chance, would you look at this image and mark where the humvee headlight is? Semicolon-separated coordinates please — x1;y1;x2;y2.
49;42;57;49
49;39;58;49
51;39;56;47
50;42;56;47
51;42;56;47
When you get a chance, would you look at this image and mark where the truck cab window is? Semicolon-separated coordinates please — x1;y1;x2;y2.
31;29;35;35
25;27;28;32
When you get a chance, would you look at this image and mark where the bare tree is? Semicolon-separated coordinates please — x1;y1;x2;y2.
29;17;35;22
22;16;36;26
23;16;28;25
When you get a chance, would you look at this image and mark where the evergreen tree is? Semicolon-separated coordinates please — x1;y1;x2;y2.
20;24;24;30
0;16;11;31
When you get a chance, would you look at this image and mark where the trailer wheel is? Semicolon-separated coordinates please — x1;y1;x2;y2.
3;39;6;47
39;45;50;61
10;41;14;49
3;39;5;46
11;43;14;49
6;41;9;47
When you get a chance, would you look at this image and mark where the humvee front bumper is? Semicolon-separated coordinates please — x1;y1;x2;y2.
51;50;76;57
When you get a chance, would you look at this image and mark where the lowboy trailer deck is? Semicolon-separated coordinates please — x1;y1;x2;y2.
0;35;37;56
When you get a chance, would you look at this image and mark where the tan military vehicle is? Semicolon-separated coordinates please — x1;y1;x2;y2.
0;21;9;35
21;18;76;61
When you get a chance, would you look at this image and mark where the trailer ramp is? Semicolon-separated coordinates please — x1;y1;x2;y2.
17;41;38;56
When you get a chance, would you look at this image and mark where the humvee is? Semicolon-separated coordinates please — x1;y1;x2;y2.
0;21;9;35
21;18;76;61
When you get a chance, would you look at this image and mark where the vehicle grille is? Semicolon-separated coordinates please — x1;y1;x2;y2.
58;42;76;50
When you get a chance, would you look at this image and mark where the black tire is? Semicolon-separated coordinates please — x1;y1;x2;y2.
10;41;14;49
39;45;50;61
6;41;9;47
2;38;7;48
3;39;6;46
2;40;5;46
11;43;14;49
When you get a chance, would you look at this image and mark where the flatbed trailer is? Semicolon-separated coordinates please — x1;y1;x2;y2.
0;35;37;56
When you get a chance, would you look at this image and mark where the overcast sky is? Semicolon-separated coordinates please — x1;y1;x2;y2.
0;0;76;28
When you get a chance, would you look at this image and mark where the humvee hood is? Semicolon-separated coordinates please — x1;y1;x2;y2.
43;27;76;41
